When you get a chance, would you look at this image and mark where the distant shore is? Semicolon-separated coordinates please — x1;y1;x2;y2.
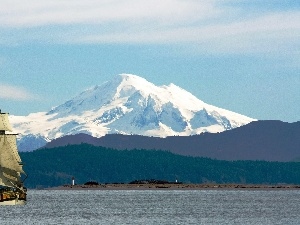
46;183;300;190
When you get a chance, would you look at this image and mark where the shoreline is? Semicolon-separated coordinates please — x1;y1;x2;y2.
45;183;300;190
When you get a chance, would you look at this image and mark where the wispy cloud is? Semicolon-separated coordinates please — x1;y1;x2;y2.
0;84;38;101
77;11;300;51
0;0;220;27
0;0;299;54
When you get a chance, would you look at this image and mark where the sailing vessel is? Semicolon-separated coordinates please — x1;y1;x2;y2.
0;110;27;205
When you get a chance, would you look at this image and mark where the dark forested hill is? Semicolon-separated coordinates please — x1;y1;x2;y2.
42;120;300;162
21;144;300;188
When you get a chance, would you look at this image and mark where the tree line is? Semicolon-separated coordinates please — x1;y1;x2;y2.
20;144;300;188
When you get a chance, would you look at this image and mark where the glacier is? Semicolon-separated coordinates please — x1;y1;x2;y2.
10;74;256;151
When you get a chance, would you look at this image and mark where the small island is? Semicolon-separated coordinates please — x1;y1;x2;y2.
47;180;300;190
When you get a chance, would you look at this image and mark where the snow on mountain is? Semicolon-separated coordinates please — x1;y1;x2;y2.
10;74;256;151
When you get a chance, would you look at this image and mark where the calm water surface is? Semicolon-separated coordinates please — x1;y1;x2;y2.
0;190;299;224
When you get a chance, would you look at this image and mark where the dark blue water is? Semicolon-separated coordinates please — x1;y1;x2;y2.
0;190;299;224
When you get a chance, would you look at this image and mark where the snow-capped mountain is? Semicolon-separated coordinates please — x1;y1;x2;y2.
10;74;255;151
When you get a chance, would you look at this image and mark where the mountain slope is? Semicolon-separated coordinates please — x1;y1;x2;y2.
10;74;255;151
42;120;300;162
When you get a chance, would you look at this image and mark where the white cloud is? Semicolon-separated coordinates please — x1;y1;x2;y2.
0;84;38;101
0;0;221;27
0;0;299;54
77;11;300;54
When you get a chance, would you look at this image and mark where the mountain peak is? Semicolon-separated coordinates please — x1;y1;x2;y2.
119;73;146;81
113;74;157;98
112;74;151;87
11;74;256;151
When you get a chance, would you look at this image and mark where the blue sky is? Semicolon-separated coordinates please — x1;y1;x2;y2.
0;0;299;122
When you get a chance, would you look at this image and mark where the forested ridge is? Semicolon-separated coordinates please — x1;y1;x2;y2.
20;144;300;188
42;121;300;162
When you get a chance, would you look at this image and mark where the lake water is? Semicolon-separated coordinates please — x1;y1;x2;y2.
0;189;299;224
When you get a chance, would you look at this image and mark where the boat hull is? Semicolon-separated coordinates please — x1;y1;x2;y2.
0;199;26;205
0;191;27;206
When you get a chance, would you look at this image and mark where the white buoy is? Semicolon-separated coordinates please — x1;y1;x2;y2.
72;177;75;186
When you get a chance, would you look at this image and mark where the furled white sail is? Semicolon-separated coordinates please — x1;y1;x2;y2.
0;170;14;187
0;167;21;186
0;113;13;132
